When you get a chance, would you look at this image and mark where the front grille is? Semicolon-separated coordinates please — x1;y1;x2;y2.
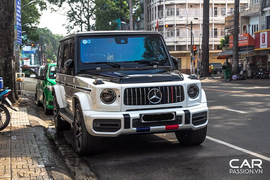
192;112;207;126
124;86;184;105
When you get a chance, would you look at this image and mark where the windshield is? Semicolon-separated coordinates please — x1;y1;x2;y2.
79;35;170;70
49;66;56;79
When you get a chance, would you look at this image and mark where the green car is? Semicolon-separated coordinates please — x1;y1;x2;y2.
36;63;56;114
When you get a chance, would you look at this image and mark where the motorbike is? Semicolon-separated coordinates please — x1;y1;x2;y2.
254;68;270;79
0;88;17;131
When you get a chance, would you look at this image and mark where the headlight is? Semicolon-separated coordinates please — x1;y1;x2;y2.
188;85;199;99
100;89;116;104
47;85;53;91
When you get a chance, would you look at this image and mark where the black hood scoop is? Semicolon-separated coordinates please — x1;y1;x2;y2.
77;69;183;84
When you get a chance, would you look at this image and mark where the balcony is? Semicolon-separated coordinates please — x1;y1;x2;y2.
240;3;260;17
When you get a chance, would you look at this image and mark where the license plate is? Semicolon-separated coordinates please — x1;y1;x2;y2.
140;112;176;123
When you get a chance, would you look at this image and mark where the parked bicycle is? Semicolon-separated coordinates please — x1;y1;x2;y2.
0;87;17;131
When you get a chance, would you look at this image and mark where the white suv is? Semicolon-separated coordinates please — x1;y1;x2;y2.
53;31;208;155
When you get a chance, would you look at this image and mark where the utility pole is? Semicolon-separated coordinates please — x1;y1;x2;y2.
232;0;239;75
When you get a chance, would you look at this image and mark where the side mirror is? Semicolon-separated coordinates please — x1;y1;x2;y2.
171;56;178;70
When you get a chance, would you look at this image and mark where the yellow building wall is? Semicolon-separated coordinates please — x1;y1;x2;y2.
170;51;226;74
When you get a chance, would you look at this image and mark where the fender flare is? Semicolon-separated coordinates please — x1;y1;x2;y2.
53;85;66;108
201;89;207;103
72;92;92;113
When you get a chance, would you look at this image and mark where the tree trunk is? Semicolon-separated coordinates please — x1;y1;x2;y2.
232;0;239;75
129;0;133;30
0;0;17;103
201;0;210;77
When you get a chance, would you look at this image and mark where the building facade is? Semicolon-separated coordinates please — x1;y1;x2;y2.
237;0;270;77
140;0;248;73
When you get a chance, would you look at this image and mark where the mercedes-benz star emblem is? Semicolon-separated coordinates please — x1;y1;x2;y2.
148;88;162;104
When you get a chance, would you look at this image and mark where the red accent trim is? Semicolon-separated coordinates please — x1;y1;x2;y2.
166;125;179;130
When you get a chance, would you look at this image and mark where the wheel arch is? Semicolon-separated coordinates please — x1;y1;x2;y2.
72;92;92;114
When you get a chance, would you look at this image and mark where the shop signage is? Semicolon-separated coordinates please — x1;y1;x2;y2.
254;30;270;50
229;33;255;48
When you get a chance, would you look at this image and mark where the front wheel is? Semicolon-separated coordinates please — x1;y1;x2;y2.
36;90;42;107
74;103;101;156
175;126;207;146
43;95;52;115
0;104;11;131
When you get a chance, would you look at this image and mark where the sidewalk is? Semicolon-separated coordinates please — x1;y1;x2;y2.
0;107;50;180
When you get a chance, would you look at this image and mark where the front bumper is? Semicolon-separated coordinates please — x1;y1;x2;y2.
83;103;208;137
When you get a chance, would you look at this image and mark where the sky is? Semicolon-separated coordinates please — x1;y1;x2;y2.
39;4;68;36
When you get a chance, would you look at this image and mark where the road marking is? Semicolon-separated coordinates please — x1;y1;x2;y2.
204;88;270;97
207;136;270;162
225;108;247;114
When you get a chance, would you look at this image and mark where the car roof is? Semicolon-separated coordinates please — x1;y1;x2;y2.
60;31;162;42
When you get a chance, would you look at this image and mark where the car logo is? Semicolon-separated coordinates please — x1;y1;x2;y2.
148;88;162;104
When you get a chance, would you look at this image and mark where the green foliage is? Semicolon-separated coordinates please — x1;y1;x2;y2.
219;34;229;48
95;0;129;30
21;0;47;45
47;0;95;33
35;28;63;61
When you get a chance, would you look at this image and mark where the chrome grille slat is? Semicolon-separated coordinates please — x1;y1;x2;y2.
124;86;184;106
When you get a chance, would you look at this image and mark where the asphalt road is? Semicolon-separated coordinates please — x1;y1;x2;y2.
42;79;270;180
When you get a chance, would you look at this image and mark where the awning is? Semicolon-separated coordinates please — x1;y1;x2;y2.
239;51;257;58
216;50;233;59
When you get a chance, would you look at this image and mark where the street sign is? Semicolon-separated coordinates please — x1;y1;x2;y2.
16;0;22;45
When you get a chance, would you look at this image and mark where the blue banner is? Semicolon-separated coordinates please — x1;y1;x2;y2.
16;0;22;45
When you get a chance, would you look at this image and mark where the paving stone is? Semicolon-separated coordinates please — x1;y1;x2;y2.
0;108;50;180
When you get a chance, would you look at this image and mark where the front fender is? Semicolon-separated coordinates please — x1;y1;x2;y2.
201;89;207;103
72;92;92;113
53;85;66;108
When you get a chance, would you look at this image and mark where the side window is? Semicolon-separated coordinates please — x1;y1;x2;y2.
61;43;69;71
57;44;63;70
60;41;75;75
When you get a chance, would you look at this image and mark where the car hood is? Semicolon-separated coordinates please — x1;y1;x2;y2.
77;69;183;84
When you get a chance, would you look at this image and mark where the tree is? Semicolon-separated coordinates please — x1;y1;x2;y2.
219;34;229;49
0;1;17;102
21;0;46;45
201;0;210;77
48;0;95;33
95;0;129;30
232;0;239;75
34;28;63;63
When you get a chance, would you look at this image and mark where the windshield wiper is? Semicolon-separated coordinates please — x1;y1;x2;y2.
85;62;121;68
139;60;160;66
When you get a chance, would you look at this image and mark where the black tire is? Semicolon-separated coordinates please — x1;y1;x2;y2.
0;104;10;131
43;95;52;115
36;90;43;107
74;103;101;156
53;95;70;131
175;126;207;146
